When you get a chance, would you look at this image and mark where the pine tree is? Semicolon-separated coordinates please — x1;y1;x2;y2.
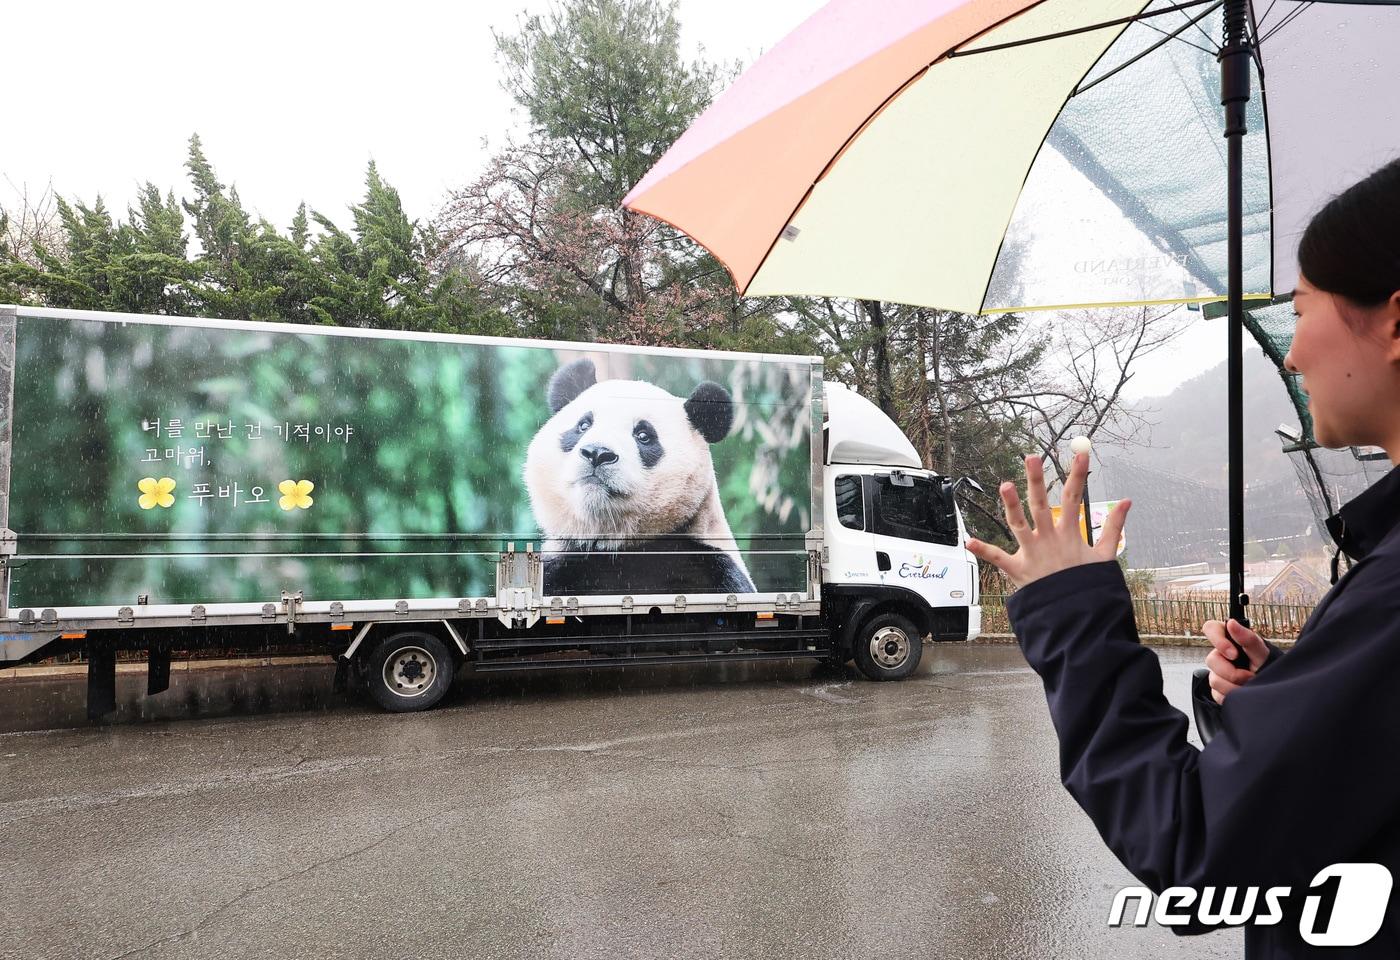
2;137;497;333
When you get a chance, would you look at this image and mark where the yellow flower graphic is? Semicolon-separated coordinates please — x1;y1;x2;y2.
138;477;177;510
278;479;315;511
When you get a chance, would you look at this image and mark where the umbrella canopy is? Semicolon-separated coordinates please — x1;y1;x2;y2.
624;0;1399;315
624;0;1400;634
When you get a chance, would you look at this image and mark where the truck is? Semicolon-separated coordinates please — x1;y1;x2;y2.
0;304;982;718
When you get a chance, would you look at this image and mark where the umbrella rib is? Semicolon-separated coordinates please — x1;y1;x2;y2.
1258;8;1294;43
1138;17;1219;57
1072;1;1223;98
1246;0;1268;79
1175;0;1223;49
1263;1;1313;42
946;0;1214;58
1259;2;1313;45
1255;0;1282;34
1248;0;1276;298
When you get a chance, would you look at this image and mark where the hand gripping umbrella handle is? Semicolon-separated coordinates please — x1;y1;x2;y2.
1229;595;1252;670
1194;606;1255;745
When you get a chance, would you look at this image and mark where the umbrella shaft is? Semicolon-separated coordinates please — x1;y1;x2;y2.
1220;0;1252;634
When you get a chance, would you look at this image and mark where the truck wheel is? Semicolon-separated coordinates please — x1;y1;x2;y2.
364;632;455;712
852;612;923;681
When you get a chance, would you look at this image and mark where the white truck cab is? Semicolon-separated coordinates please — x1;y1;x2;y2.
820;382;982;679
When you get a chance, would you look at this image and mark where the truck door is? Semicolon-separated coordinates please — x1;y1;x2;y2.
823;473;877;585
865;472;972;609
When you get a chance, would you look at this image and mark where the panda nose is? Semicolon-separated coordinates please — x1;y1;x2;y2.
580;444;618;468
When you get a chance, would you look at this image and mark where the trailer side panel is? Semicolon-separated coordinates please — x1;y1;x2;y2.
4;308;820;626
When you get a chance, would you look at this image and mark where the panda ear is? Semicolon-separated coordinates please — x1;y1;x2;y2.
547;358;597;413
685;381;734;444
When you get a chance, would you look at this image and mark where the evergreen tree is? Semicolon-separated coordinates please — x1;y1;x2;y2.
495;0;723;210
305;162;430;329
0;137;497;334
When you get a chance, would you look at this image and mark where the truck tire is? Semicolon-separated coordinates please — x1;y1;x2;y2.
364;632;456;712
852;612;923;681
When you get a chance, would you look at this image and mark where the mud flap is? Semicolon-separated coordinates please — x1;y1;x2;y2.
332;657;351;694
87;644;117;720
147;645;171;696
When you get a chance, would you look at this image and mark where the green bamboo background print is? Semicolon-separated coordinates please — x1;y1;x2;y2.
7;315;813;606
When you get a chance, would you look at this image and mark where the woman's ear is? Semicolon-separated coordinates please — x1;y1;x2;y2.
1386;290;1400;365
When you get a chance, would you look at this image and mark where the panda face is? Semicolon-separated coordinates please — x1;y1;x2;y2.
558;407;665;473
524;360;735;545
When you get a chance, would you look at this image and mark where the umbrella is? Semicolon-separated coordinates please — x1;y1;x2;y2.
622;0;1400;638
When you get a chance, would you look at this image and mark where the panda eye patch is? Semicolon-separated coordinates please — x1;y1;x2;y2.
633;419;665;468
558;411;593;454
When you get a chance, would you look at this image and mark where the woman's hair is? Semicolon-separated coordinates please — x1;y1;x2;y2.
1297;157;1400;310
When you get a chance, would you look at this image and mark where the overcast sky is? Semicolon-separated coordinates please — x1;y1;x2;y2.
4;0;1233;400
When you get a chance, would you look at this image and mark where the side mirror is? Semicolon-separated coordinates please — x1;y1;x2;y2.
954;476;985;496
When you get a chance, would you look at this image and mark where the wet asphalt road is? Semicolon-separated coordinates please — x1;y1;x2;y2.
0;644;1241;960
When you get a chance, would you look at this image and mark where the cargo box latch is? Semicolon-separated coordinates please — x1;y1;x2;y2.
280;591;304;634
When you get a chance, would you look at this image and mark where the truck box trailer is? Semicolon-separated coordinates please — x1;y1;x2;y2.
0;305;981;717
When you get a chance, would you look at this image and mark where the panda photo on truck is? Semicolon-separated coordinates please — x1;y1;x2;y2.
524;357;756;596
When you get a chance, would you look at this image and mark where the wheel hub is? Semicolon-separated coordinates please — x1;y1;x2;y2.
384;645;437;697
869;626;911;669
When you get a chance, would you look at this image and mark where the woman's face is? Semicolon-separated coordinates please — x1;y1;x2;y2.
1283;274;1400;453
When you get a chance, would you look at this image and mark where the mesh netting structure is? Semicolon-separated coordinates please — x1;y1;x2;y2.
1207;298;1393;553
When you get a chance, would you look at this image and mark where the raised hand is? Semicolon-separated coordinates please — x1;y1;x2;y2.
965;452;1131;589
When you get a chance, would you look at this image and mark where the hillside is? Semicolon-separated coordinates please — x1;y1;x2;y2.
1120;346;1299;489
1093;347;1320;568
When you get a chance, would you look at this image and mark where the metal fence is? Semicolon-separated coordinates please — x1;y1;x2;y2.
981;594;1316;640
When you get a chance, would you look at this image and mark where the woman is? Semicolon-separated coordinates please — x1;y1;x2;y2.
966;157;1400;958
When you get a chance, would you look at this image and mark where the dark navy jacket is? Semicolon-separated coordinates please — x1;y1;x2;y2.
1006;464;1400;958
